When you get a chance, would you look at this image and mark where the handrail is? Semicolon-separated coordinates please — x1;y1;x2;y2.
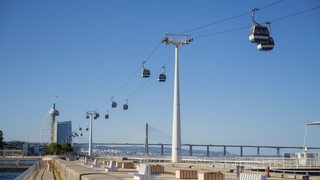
120;155;320;169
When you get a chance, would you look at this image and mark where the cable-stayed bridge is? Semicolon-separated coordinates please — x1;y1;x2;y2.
73;123;320;157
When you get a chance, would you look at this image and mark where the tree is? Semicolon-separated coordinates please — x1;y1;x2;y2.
45;143;73;155
61;143;73;154
0;130;4;149
45;143;61;155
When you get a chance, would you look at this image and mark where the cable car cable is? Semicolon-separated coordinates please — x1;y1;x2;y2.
192;5;319;40
92;2;318;116
181;0;285;34
269;6;320;23
111;42;161;97
144;42;162;63
193;25;250;40
181;11;250;34
126;54;174;100
93;42;162;112
91;1;284;112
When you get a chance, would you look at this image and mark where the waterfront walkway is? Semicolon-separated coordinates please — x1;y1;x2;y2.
31;157;303;180
33;165;57;180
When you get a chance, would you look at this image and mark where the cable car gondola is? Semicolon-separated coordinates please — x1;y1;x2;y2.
123;99;128;110
142;69;150;78
248;8;274;51
141;61;150;78
123;104;128;110
158;73;166;82
248;8;271;43
93;113;99;119
249;24;270;43
257;36;274;51
158;66;166;82
111;97;117;108
111;101;117;108
105;111;109;119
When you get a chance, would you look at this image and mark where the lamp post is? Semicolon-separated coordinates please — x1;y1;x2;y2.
86;111;99;157
303;121;320;150
162;34;192;163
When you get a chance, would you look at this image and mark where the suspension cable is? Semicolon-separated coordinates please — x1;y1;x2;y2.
97;1;286;110
270;6;320;23
181;0;285;34
193;25;250;40
193;5;319;40
95;2;319;114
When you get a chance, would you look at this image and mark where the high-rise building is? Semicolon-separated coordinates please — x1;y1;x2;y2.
57;121;72;144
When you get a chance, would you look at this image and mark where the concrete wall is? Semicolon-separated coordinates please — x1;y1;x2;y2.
53;158;122;180
54;158;79;180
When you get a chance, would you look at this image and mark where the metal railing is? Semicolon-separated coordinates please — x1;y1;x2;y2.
122;155;320;169
0;158;39;169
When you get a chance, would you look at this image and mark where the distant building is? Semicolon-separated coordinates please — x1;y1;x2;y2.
22;143;45;156
48;103;59;143
56;121;72;144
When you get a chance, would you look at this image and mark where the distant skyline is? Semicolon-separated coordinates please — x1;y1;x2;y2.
0;0;319;149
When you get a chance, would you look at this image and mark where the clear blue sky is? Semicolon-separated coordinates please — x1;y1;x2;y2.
1;0;319;148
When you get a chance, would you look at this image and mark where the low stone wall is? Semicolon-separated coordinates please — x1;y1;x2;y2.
176;169;198;179
116;161;135;169
52;158;122;180
198;171;225;180
150;164;164;174
53;158;79;180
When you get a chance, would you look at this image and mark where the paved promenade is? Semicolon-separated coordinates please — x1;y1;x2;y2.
31;157;300;180
33;165;57;180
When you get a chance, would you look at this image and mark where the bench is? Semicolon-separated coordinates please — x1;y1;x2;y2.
133;164;152;180
90;159;100;168
83;157;88;165
105;160;118;172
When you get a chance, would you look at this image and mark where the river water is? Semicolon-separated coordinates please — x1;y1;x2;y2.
0;172;22;180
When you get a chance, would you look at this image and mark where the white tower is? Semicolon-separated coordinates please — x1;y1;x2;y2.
162;34;192;163
49;103;59;143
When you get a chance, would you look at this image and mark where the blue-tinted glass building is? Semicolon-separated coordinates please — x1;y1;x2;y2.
56;121;72;144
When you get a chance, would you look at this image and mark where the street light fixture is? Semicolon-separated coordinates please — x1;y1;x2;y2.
86;111;99;157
